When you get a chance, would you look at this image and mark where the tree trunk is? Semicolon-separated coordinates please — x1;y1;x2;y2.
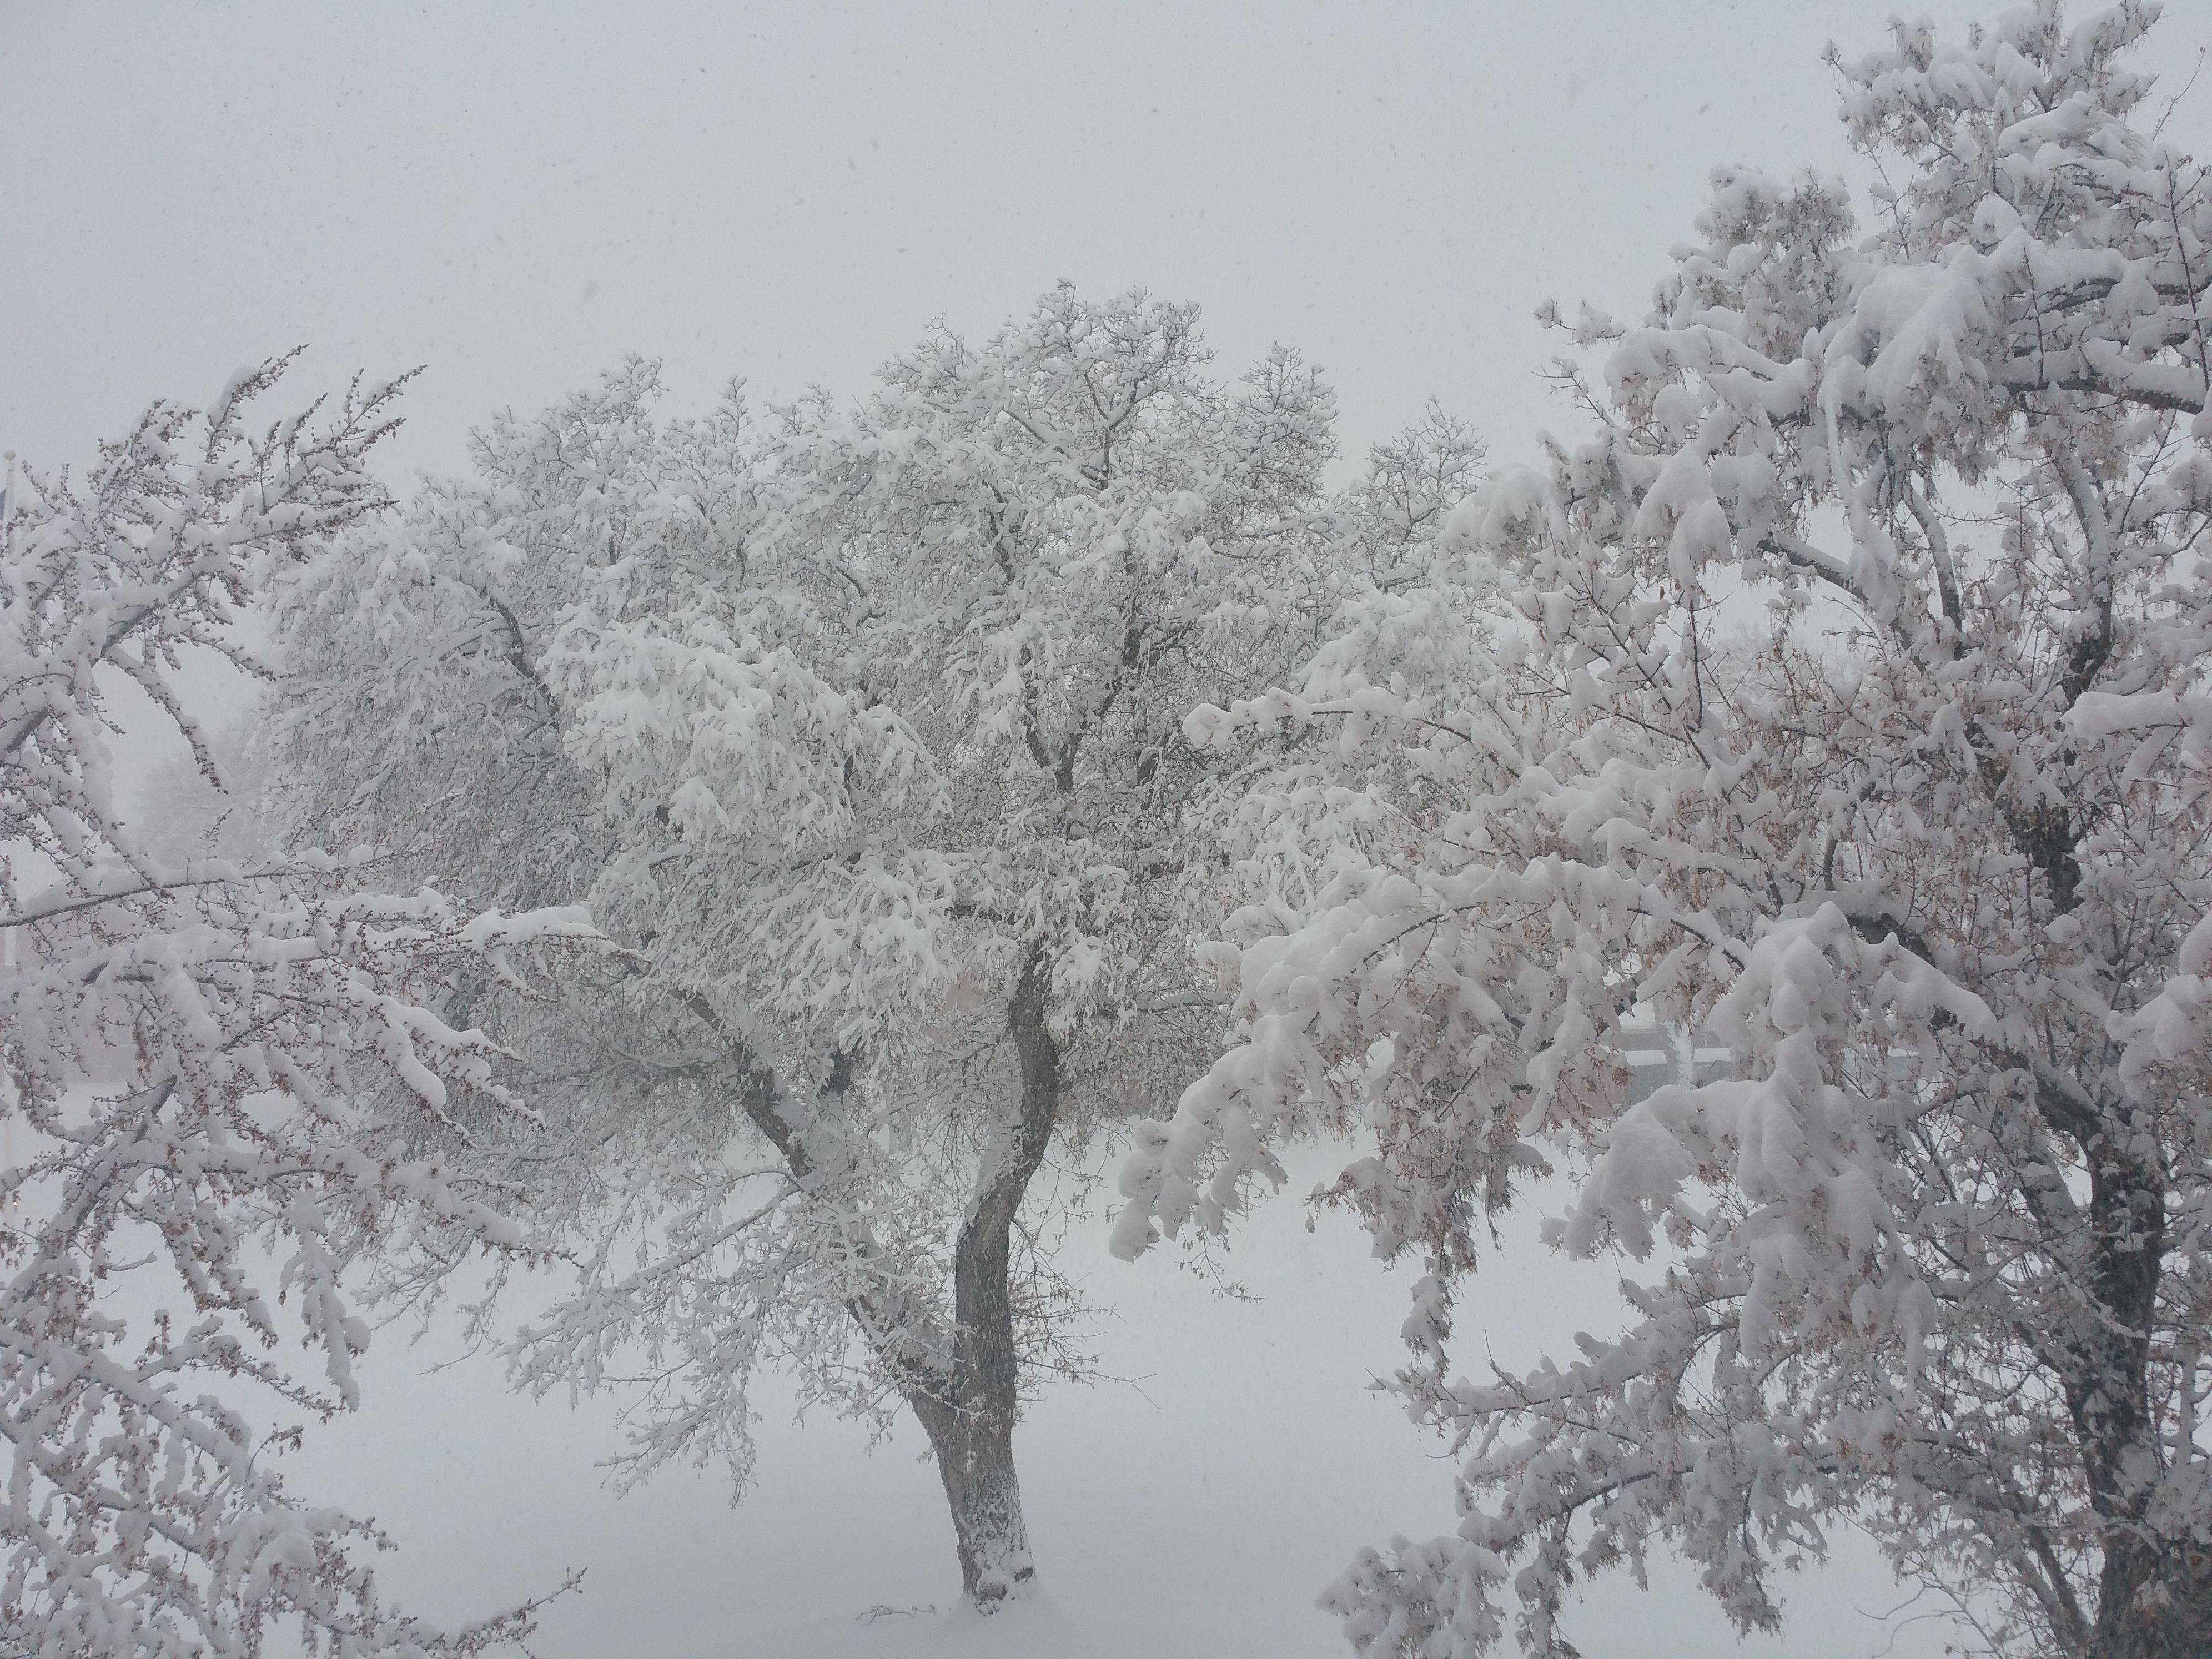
710;957;1062;1610
2074;1134;2212;1658
903;949;1062;1608
2087;1542;2212;1659
911;1396;1034;1605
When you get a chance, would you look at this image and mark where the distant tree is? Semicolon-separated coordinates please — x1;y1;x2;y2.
270;290;1448;1607
1115;7;2212;1656
0;360;594;1658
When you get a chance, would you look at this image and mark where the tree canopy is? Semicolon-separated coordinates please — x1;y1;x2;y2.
271;289;1477;1606
1115;6;2212;1655
0;360;595;1657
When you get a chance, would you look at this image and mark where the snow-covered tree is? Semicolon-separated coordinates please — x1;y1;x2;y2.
0;359;596;1657
270;289;1397;1606
1114;7;2212;1656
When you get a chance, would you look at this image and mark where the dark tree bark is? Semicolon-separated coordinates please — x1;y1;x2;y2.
707;973;1053;1610
904;949;1060;1605
2075;1142;2212;1658
707;974;1057;1607
2020;806;2210;1658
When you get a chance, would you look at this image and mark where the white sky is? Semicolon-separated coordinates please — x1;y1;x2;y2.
11;1;2208;486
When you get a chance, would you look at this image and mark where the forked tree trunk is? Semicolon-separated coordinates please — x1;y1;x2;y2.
903;951;1061;1607
722;956;1062;1609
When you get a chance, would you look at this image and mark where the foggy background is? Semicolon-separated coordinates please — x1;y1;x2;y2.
17;2;2206;485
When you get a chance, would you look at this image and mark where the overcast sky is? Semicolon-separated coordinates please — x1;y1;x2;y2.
11;1;2208;489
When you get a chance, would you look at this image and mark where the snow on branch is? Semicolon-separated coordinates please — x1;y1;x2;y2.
1;360;603;1657
1118;7;2212;1654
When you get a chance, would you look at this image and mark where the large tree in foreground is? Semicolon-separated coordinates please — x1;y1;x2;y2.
0;361;594;1657
1115;6;2212;1656
270;290;1424;1605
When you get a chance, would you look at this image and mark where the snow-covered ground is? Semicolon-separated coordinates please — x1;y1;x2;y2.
290;1140;1951;1659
